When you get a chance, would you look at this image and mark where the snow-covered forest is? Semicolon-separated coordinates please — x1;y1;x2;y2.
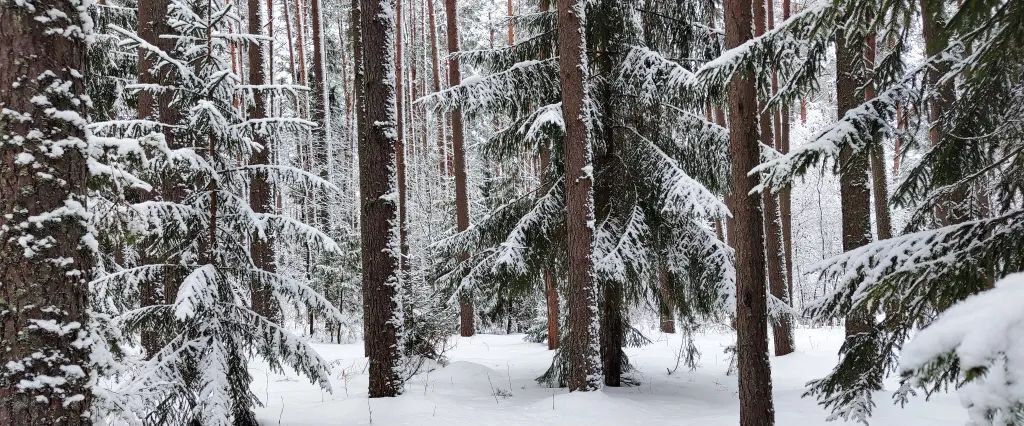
1;0;1022;424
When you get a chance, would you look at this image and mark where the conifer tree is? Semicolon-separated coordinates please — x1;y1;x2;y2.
359;0;404;399
723;0;774;422
556;0;601;392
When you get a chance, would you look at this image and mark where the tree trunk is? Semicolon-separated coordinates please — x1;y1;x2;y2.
543;267;559;350
249;0;281;323
658;265;675;334
755;0;794;358
359;0;404;398
725;0;775;422
779;0;794;309
426;0;447;175
600;281;624;387
294;0;309;88
351;0;372;355
310;0;330;229
395;0;410;271
0;0;93;421
835;28;874;337
557;0;601;392
537;0;559;351
444;0;475;337
864;34;892;240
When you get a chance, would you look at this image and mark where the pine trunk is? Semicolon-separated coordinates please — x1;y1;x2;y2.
351;0;371;354
444;0;475;337
755;0;794;357
557;0;601;392
0;0;93;420
725;0;775;421
543;267;560;350
310;0;330;229
359;0;403;398
864;34;892;240
248;0;280;323
658;265;676;334
395;0;410;271
835;28;874;337
426;0;447;175
779;0;794;308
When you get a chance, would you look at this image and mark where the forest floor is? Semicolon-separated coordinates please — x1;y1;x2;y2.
252;328;965;425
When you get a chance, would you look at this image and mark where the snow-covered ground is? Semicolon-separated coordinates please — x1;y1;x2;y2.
252;328;965;425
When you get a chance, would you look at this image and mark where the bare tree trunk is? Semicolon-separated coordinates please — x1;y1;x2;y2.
360;0;403;398
864;34;892;240
310;0;330;229
284;0;298;80
725;0;775;421
557;0;601;392
543;267;560;350
294;0;309;88
395;0;410;271
755;0;794;357
658;265;675;334
249;0;281;322
351;0;372;354
426;0;448;175
0;1;93;421
779;0;794;308
444;0;475;337
836;28;874;337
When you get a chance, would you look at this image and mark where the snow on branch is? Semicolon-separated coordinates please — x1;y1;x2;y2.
900;272;1024;425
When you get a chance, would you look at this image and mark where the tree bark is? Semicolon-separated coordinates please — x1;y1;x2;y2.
360;0;403;398
557;0;601;392
835;28;874;337
725;0;775;421
310;0;330;229
755;0;794;358
779;0;794;308
444;0;475;337
426;0;447;175
0;0;93;421
658;265;675;334
248;0;281;324
395;0;410;271
864;34;892;240
543;267;559;350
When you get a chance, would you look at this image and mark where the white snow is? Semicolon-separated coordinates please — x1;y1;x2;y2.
252;329;965;425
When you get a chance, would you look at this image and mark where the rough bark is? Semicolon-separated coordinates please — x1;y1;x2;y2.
444;0;474;337
351;0;371;355
248;0;280;323
0;0;93;421
557;0;601;392
359;0;403;398
754;0;794;357
725;0;775;422
835;28;874;337
599;281;624;387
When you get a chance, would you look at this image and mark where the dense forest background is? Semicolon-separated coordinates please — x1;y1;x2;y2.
1;0;1022;424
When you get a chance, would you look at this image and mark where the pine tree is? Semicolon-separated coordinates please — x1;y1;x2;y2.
0;0;94;421
557;0;601;392
359;0;404;399
724;0;774;422
444;0;475;337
